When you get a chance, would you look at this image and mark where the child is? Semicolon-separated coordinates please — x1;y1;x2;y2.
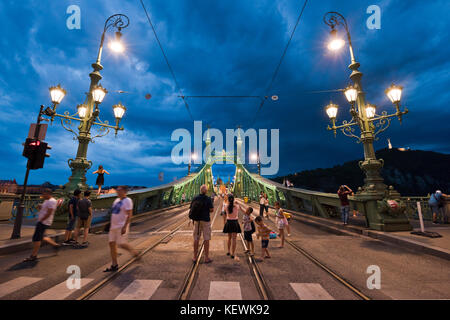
242;207;255;255
275;202;287;248
284;210;292;236
255;216;271;260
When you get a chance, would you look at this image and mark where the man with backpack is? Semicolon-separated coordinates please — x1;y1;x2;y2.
74;190;93;247
429;190;448;224
190;184;214;263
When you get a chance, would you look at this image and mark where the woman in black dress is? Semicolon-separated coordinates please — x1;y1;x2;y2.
93;165;110;195
222;195;241;260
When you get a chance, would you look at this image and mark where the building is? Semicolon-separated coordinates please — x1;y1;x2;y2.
0;179;18;194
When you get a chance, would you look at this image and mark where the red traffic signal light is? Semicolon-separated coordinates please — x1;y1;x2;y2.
22;138;51;170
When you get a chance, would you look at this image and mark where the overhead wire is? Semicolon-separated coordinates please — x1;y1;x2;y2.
249;0;309;127
139;0;194;121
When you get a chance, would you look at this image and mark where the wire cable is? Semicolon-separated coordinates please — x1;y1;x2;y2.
139;0;194;121
250;0;309;127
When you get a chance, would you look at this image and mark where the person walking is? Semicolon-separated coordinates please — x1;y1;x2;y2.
259;192;265;217
181;193;186;203
62;189;81;246
223;195;242;260
24;189;60;261
337;185;353;226
189;184;214;264
275;202;287;248
74;190;92;247
429;190;448;224
264;193;269;218
255;216;271;260
242;207;255;256
284;210;292;236
221;193;229;225
93;165;110;196
104;186;139;272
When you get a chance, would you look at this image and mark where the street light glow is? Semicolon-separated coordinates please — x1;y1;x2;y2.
92;85;107;104
344;85;358;104
191;153;198;160
325;103;338;119
77;104;88;118
385;84;403;104
327;29;345;51
365;104;376;118
251;153;258;161
112;103;126;119
49;84;66;105
108;31;125;53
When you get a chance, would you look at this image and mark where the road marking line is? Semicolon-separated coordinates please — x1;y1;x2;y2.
31;278;94;300
0;277;43;298
209;281;242;300
289;283;334;300
115;280;162;300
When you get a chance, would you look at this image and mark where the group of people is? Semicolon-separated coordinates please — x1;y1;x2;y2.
190;185;291;262
24;186;140;273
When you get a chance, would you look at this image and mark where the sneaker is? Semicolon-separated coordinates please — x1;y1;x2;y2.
62;240;72;246
81;241;89;246
103;265;118;272
23;255;37;262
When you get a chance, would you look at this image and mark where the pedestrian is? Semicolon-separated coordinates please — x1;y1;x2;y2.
62;189;81;246
93;165;110;196
242;207;255;256
337;185;353;226
24;189;60;261
259;192;265;217
223;194;242;260
74;190;92;247
255;216;271;260
264;193;269;218
221;193;228;225
181;192;186;203
189;184;214;264
104;186;139;272
275;201;287;248
429;190;448;224
284;210;292;237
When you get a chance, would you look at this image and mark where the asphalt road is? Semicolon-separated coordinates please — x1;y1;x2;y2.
1;197;449;300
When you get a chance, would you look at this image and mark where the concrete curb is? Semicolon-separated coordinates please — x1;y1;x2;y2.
240;200;450;261
0;203;189;255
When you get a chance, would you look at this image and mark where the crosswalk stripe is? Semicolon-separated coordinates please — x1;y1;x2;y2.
289;283;334;300
0;277;43;298
115;280;162;300
30;278;94;300
209;281;242;300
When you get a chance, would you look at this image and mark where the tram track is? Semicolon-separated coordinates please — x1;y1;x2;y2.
237;199;371;300
76;206;191;300
177;199;222;300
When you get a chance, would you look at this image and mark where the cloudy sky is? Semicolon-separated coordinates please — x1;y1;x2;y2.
1;0;449;188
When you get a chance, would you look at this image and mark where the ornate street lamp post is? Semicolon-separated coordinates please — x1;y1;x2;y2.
42;14;130;193
251;153;261;175
322;12;410;231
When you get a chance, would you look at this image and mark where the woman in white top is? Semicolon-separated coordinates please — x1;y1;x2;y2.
222;195;241;260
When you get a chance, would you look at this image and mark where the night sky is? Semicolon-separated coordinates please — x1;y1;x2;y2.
1;0;449;188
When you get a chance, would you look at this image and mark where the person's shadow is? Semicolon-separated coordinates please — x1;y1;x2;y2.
7;254;55;271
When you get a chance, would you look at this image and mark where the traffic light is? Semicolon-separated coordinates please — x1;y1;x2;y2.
22;138;40;159
22;138;51;170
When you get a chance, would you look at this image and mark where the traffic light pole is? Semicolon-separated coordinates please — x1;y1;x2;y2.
11;106;44;239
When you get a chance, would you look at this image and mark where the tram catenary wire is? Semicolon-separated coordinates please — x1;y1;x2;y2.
139;0;194;121
249;0;309;127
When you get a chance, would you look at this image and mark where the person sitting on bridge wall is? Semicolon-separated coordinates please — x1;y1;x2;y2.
189;184;214;264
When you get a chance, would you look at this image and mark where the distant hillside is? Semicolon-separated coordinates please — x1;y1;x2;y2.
273;148;450;196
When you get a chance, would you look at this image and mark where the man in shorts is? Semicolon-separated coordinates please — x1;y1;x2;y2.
190;185;214;263
24;189;60;261
62;189;81;245
104;186;139;272
74;190;92;246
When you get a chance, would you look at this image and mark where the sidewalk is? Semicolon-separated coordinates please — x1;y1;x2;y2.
288;210;450;261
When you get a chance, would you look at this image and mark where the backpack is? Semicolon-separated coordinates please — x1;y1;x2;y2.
78;199;91;220
189;198;205;221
